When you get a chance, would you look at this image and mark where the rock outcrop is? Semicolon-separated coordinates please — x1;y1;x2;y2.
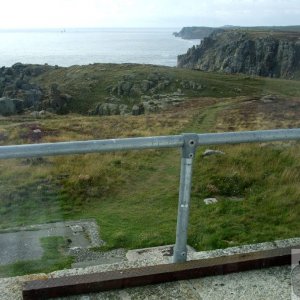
89;93;185;116
0;97;23;115
108;72;173;97
178;30;300;79
173;27;217;39
0;64;55;114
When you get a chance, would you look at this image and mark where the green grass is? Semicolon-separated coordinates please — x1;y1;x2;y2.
189;143;300;250
0;66;300;275
31;64;300;113
0;236;73;277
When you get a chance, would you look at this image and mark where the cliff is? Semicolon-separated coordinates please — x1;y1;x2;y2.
177;29;300;79
173;27;217;39
174;25;300;40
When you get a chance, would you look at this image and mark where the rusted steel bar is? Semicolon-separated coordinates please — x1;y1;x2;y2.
23;246;292;299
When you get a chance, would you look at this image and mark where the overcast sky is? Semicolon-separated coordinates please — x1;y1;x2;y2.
0;0;299;29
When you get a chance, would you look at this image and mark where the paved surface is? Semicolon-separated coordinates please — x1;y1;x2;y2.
1;238;300;299
0;220;102;265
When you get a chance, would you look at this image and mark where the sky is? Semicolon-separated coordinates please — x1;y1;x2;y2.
0;0;299;29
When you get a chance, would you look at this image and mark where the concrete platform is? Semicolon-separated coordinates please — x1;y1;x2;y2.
0;220;103;266
1;237;300;299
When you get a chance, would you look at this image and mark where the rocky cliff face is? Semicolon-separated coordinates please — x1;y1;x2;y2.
178;30;300;79
173;27;217;39
0;63;73;115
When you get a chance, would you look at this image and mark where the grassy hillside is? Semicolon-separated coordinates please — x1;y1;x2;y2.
0;65;300;276
31;63;300;113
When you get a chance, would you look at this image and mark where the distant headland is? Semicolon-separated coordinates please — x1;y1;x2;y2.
176;26;300;79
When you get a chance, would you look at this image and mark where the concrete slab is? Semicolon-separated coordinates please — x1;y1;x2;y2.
0;220;102;265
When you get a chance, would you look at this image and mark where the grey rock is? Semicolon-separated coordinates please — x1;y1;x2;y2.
117;81;133;96
30;111;39;118
47;85;71;114
147;73;160;82
141;95;152;101
141;80;154;92
260;94;279;103
32;129;42;139
20;83;35;90
132;104;144;115
96;103;120;116
30;110;49;118
202;149;225;157
129;84;142;97
11;62;25;72
142;101;159;113
180;80;197;89
204;198;218;205
157;82;166;90
22;89;43;107
119;104;129;115
0;97;23;115
104;96;120;103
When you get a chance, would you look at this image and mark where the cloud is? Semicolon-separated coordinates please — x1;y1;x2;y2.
0;0;299;28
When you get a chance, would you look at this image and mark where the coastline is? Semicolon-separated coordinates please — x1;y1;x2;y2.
0;28;199;68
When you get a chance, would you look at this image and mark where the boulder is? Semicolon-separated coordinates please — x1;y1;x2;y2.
0;97;23;115
22;89;43;107
96;103;119;116
157;82;166;91
142;101;158;113
119;104;129;115
202;149;225;157
204;198;218;205
117;81;133;96
147;73;160;83
132;104;144;116
129;84;142;97
141;80;154;92
260;94;279;103
46;84;71;113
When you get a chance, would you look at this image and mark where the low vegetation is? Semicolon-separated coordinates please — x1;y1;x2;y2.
0;64;300;276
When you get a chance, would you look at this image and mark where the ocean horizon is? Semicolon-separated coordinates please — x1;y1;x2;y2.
0;27;200;68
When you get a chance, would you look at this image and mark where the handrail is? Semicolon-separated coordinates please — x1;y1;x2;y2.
0;135;183;159
0;128;300;263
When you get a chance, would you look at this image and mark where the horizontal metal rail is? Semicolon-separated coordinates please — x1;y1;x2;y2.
197;128;300;145
0;135;183;159
1;128;300;266
0;129;299;159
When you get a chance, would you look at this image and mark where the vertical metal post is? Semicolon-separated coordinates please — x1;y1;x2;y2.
173;134;197;263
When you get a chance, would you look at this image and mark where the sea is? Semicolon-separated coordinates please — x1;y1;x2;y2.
0;28;200;68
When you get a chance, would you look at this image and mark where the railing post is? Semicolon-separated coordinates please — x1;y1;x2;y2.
173;133;197;263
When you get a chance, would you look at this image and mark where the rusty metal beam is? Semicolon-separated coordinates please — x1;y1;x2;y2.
22;246;292;299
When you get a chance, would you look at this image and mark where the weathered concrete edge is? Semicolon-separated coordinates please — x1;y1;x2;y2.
22;247;292;299
1;237;300;300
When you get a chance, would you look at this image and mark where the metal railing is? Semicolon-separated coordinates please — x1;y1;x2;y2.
0;128;300;263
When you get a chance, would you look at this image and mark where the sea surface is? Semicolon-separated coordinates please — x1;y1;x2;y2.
0;28;199;68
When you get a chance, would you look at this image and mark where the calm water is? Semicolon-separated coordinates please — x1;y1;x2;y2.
0;28;199;67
